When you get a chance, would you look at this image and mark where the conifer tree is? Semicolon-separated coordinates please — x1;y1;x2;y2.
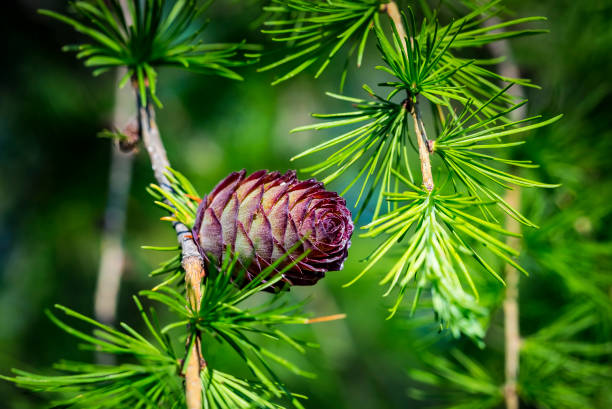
259;1;609;408
2;2;350;408
3;1;611;409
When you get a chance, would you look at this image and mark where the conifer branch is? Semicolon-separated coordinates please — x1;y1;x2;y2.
485;40;530;352
93;78;134;364
408;99;434;192
380;1;408;51
136;88;205;409
93;146;132;322
384;1;434;192
94;0;135;364
484;20;526;408
503;186;521;409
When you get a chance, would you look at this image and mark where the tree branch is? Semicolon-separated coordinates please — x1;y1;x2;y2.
384;1;434;192
93;141;133;364
136;94;205;409
503;187;521;409
483;17;526;409
93;1;135;364
380;1;408;51
125;0;205;395
409;99;435;192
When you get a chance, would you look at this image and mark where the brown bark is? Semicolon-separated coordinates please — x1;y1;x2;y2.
380;1;409;50
137;99;205;409
503;187;521;409
409;100;434;192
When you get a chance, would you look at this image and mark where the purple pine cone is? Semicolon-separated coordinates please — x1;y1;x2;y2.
192;170;354;287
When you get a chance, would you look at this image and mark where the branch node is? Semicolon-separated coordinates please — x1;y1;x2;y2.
118;118;140;153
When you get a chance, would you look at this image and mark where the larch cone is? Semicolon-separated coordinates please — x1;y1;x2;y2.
192;170;354;288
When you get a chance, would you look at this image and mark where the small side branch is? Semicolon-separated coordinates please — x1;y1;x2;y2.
384;1;434;192
136;93;205;409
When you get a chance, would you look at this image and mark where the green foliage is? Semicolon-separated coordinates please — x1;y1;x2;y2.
407;349;502;409
351;183;524;343
524;192;612;320
289;89;560;342
1;284;314;409
259;0;546;92
2;0;610;407
0;300;185;408
284;0;560;340
520;303;612;409
40;0;251;107
374;9;473;105
11;0;609;407
3;165;337;408
97;128;129;141
409;300;612;409
435;95;562;225
291;90;410;223
2;241;320;409
406;302;612;409
373;2;543;115
144;168;348;408
147;167;202;228
407;303;612;409
259;0;381;87
141;252;320;409
202;369;295;409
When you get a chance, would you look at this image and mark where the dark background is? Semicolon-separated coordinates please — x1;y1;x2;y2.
1;0;611;408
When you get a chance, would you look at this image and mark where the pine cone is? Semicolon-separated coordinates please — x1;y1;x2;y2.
192;169;354;287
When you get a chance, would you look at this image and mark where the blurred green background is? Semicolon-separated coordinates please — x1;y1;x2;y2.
1;0;611;408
